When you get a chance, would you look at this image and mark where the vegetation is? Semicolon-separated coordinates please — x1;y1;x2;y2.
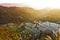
0;6;60;40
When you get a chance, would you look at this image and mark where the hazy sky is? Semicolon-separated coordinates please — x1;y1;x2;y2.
0;0;60;9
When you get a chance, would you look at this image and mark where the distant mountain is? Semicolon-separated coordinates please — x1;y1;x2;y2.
38;8;60;23
0;3;27;7
0;6;40;24
0;5;60;24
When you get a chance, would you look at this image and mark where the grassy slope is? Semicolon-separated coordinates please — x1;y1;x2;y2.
0;6;60;40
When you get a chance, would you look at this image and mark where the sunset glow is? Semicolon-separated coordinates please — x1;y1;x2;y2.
0;0;60;9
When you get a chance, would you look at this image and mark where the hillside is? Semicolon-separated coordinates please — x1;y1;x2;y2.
38;9;60;23
0;6;40;24
0;6;60;40
1;6;60;24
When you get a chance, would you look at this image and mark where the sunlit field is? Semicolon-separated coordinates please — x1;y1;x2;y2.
0;4;60;40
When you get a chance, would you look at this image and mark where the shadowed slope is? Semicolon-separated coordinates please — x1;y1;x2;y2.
0;6;40;24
